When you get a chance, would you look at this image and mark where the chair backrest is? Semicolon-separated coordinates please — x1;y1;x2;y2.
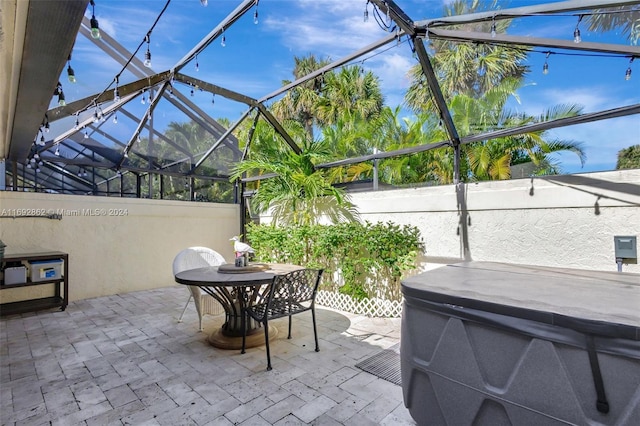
172;247;226;275
266;268;323;313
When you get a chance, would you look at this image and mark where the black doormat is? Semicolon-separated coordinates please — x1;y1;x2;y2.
355;343;401;386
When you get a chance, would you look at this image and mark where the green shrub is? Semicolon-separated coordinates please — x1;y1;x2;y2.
246;221;424;301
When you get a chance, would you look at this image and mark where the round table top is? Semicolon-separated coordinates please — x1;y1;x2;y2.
174;263;303;287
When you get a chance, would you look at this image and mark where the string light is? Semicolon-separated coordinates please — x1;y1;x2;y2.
211;93;215;105
43;114;50;132
221;29;226;47
67;55;76;83
543;51;550;75
254;0;259;24
55;144;60;156
490;16;496;38
113;112;118;124
143;34;152;68
364;1;369;22
89;0;100;39
113;76;120;102
625;57;634;80
84;128;89;139
195;55;199;72
574;15;582;43
54;82;65;106
141;89;147;104
74;114;79;130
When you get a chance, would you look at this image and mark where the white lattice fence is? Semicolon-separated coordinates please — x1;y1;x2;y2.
316;290;403;318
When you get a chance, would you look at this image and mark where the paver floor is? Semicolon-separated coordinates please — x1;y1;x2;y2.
1;286;415;425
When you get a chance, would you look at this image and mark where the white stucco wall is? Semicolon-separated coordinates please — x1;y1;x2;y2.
349;170;640;274
0;192;240;303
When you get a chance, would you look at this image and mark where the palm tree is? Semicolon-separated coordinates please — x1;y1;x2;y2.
405;0;529;113
586;5;640;45
230;123;359;226
271;55;331;140
442;79;586;181
316;65;384;126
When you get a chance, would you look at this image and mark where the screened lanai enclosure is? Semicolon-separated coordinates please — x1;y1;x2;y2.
1;0;639;201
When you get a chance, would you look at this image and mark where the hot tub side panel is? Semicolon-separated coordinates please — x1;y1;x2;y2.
401;296;640;426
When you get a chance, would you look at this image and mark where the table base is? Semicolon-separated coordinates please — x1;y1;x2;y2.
208;324;278;350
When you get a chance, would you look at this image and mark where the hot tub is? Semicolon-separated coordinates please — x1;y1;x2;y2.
401;262;640;425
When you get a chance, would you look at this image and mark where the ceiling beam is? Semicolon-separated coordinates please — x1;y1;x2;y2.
7;0;89;161
427;29;640;56
416;0;640;28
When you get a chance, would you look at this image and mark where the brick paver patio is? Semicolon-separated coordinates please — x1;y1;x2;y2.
1;286;414;425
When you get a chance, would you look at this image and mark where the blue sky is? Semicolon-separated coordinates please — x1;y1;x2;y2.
57;0;640;174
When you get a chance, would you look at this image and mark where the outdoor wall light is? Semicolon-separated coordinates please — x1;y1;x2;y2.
90;1;100;39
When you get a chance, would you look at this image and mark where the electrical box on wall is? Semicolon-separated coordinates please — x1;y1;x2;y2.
614;236;637;261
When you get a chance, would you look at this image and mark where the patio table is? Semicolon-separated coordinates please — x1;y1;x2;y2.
174;263;302;349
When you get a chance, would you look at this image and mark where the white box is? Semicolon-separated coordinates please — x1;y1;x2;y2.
29;260;63;282
4;266;27;285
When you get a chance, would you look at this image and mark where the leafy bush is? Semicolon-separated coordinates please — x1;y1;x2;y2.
246;221;424;301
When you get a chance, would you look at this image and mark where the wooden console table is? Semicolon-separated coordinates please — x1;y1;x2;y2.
0;251;69;316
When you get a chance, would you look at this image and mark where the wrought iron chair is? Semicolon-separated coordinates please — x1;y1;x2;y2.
173;247;226;331
241;268;324;370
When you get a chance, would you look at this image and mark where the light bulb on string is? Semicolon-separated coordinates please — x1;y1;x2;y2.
211;93;215;105
113;76;120;102
84;128;89;139
573;15;582;43
40;134;45;146
44;114;50;132
143;34;152;68
141;89;147;104
113;113;118;124
254;1;259;25
89;0;100;39
55;82;65;106
364;1;369;22
542;52;550;75
36;167;41;173
490;16;496;38
34;152;39;160
67;64;76;83
195;55;199;72
39;160;43;167
221;30;226;47
55;144;60;156
625;57;634;81
74;115;79;130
